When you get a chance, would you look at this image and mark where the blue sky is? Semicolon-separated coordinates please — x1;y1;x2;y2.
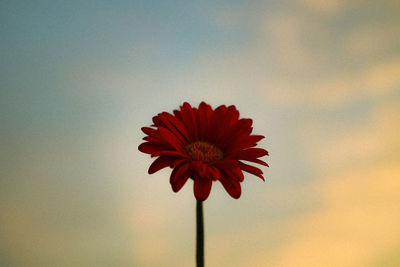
1;0;400;266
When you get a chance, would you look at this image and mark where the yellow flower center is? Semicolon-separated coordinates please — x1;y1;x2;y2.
185;141;223;162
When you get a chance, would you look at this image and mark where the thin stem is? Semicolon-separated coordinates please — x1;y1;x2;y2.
196;200;204;267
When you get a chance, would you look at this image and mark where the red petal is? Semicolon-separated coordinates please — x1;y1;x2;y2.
173;109;184;124
148;156;176;174
238;161;265;181
170;163;191;192
138;142;166;156
220;165;244;182
211;105;228;140
211;159;239;169
158;127;184;152
248;134;265;143
152;115;164;127
225;105;240;127
245;158;269;167
142;136;164;144
141;127;156;135
193;177;212;201
197;102;212;140
228;148;269;160
191;161;208;178
142;127;166;143
165;112;190;141
170;158;185;167
213;105;239;140
158;112;188;144
180;102;198;141
220;118;252;148
219;177;241;199
227;135;265;153
208;165;221;180
160;150;190;159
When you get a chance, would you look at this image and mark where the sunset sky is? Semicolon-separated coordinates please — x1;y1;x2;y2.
1;0;400;266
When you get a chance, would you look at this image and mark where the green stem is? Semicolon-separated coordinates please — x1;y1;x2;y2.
196;200;204;267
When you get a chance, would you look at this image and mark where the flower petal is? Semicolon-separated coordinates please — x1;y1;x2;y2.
225;105;240;127
197;102;212;140
226;135;265;154
219;177;241;199
228;147;269;160
158;127;184;152
142;136;164;144
139;102;268;200
138;142;167;156
148;156;177;174
165;112;190;142
180;102;198;141
160;150;190;159
170;163;191;192
220;165;244;182
245;158;269;167
210;105;227;141
158;112;188;144
238;161;265;181
141;127;156;135
211;159;238;169
193;177;212;201
208;165;221;181
191;161;208;178
220;118;253;148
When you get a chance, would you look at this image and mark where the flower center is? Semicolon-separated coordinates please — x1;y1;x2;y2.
185;141;223;162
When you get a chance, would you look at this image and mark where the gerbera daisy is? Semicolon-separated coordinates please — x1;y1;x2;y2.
138;102;268;201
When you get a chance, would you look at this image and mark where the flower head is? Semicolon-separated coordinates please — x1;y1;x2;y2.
139;102;269;201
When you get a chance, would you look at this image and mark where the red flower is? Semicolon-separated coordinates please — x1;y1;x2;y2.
138;102;269;201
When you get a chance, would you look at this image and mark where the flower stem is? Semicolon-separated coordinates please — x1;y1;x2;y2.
196;200;204;267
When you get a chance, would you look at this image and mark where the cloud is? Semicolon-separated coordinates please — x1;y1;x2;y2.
299;0;345;14
363;59;400;95
345;23;400;58
268;160;400;266
265;14;312;71
256;93;400;266
200;158;400;266
298;98;400;172
252;0;400;110
260;57;400;109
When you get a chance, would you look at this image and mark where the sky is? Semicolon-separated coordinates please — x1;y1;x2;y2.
1;0;400;266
